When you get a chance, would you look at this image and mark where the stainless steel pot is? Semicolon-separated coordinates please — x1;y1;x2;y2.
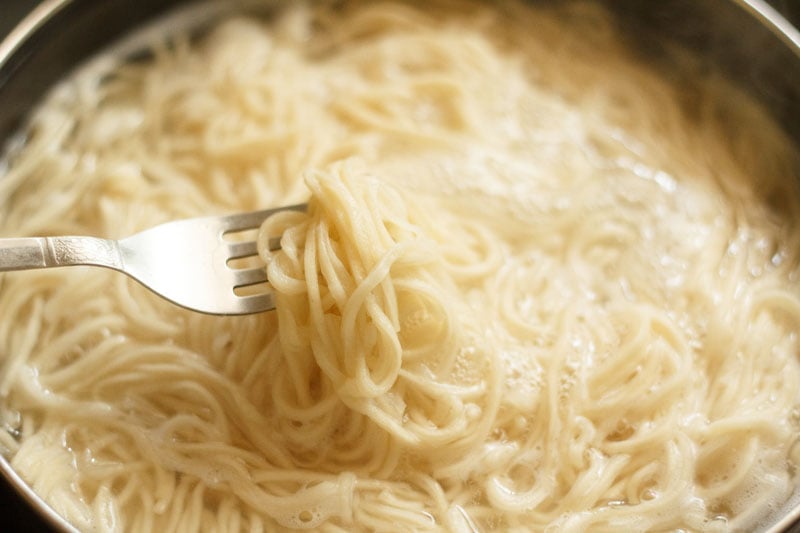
0;0;799;531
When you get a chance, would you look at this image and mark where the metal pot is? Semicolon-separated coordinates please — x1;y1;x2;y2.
0;0;798;531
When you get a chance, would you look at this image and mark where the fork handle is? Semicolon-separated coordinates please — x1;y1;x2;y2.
0;237;123;272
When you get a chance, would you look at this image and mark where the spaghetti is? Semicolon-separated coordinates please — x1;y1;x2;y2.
0;0;799;531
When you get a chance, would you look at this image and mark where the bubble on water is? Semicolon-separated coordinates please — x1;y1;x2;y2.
500;347;542;410
275;507;325;530
273;473;356;529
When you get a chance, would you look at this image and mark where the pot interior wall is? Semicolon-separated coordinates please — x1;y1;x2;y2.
0;0;188;145
0;1;798;532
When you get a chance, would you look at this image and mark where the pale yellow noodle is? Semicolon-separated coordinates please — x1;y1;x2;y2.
0;0;799;532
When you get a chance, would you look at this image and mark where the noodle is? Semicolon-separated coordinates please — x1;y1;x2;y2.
0;0;799;531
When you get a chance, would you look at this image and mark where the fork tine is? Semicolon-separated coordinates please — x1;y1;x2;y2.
228;241;259;259
237;293;275;313
233;267;268;287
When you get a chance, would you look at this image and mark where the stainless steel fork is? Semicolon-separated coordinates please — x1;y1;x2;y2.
0;203;306;315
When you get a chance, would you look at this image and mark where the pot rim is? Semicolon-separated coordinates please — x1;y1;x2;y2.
2;0;800;73
736;0;800;55
0;1;799;532
0;0;71;72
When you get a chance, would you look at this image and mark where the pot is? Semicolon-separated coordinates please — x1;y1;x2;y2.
0;1;799;531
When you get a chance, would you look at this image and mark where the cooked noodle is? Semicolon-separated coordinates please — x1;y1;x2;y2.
1;0;799;531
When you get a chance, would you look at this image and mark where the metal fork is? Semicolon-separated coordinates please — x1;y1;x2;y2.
0;203;306;315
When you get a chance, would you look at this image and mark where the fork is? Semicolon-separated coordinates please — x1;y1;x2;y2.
0;203;306;315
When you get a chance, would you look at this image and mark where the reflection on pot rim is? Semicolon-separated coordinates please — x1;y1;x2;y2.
0;1;799;532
